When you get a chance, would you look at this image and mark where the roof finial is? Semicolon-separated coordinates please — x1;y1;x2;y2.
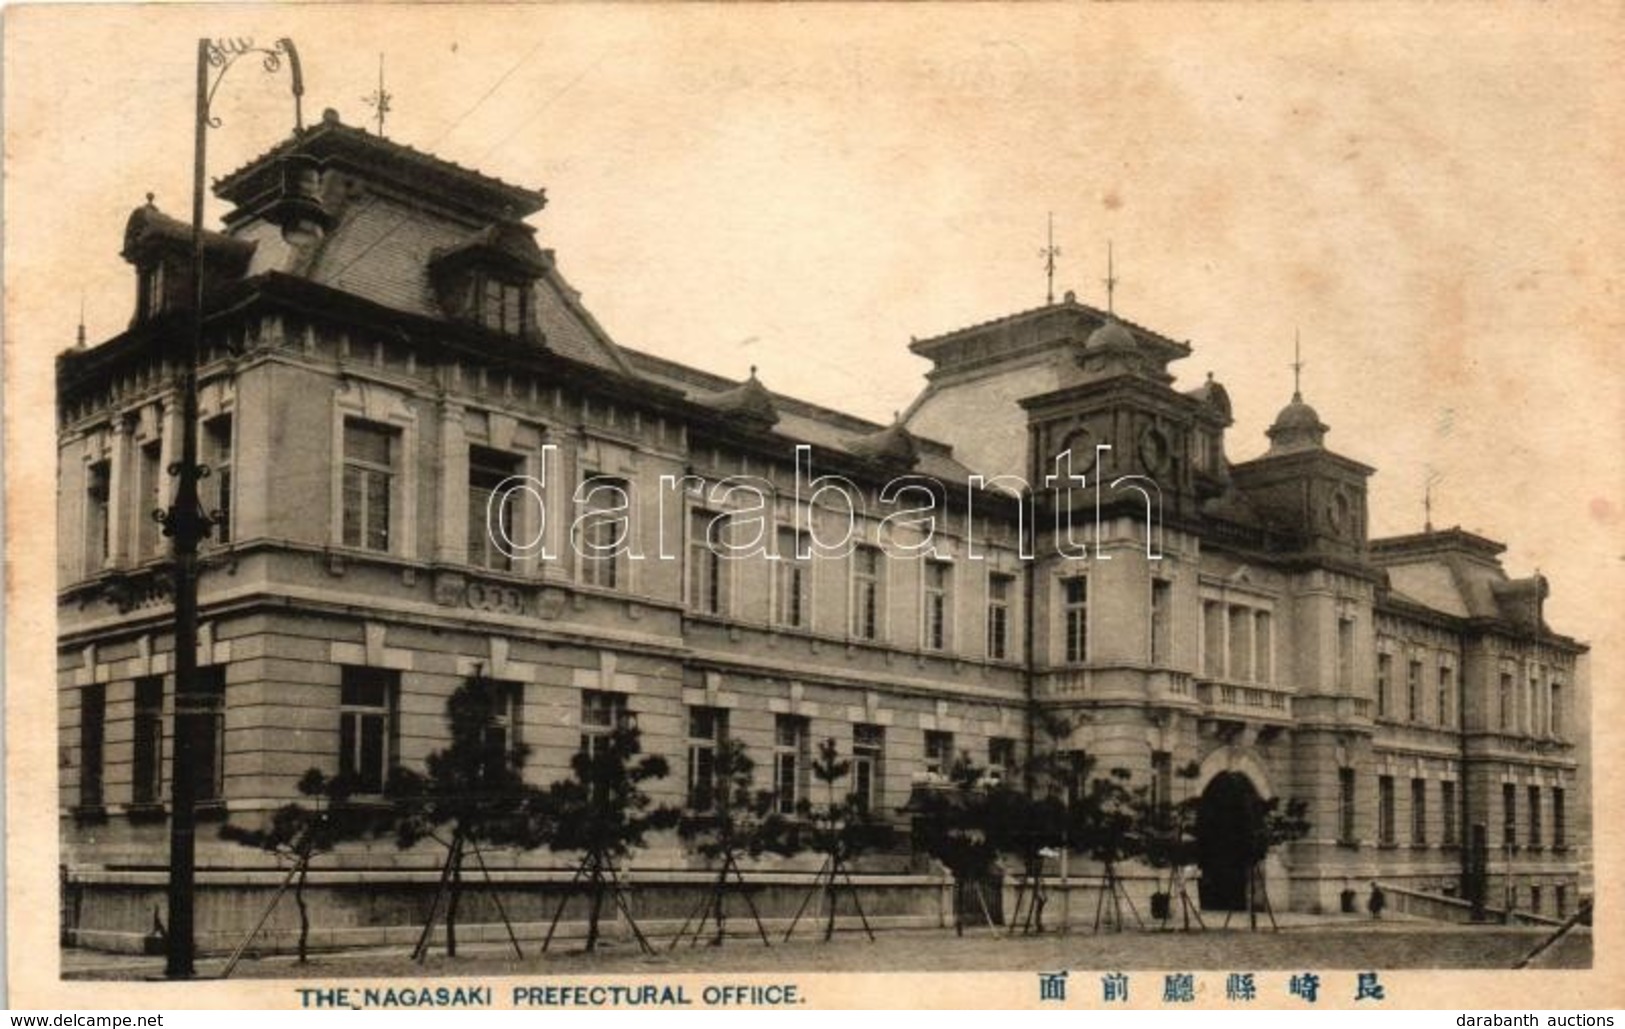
749;364;758;379
145;192;155;207
1039;212;1061;305
76;293;86;350
1424;466;1444;532
362;53;393;137
1291;328;1305;401
1103;239;1118;315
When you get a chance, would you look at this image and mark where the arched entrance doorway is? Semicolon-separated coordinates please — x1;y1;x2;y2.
1196;771;1263;910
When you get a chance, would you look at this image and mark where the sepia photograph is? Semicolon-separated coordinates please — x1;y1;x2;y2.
4;2;1622;1011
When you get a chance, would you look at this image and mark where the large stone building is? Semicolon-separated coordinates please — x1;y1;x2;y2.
57;111;1587;951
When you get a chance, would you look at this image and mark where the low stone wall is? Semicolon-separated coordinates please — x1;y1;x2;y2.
1373;881;1565;927
64;865;1215;955
63;868;957;955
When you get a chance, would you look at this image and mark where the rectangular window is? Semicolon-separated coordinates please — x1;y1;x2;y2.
1411;778;1427;845
78;683;106;810
193;667;227;805
988;737;1017;783
468;446;522;571
1499;672;1514;730
775;528;809;628
1553;787;1566;849
924;730;955;779
1253;610;1272;683
1441;780;1458;847
137;439;163;557
1377;652;1392;717
852;724;884;813
1407;659;1422;722
342;420;395;552
1337;617;1356;690
773;715;807;815
478;276;527;335
476;679;522;782
1339;767;1357;844
1530;886;1542;915
205;415;233;545
686;707;727;810
1378;775;1396;846
1556;884;1568;918
1063;577;1088;665
688;510;730;615
1550;682;1563;737
1437;665;1453;727
987;572;1013;661
1528;785;1542;851
1150;579;1172;665
132;677;165;807
141;262;166;320
1228;606;1252;681
1202;601;1223;677
580;690;628;759
339;667;396;794
923;560;950;651
86;459;111;568
1503;782;1518;850
579;474;629;590
851;545;881;640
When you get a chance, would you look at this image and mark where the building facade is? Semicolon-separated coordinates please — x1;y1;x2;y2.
57;112;1587;951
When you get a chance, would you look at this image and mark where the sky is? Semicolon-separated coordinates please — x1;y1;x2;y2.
6;4;1622;678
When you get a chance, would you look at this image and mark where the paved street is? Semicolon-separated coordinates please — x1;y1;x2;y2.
63;916;1589;980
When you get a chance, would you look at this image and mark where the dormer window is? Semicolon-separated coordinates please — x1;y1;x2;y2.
429;222;547;340
139;262;167;320
477;274;529;336
121;198;253;327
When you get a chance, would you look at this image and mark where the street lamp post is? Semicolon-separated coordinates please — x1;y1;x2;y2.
161;35;304;980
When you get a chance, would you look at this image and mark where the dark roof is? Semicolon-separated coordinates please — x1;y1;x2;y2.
214;110;545;220
1369;527;1506;561
121;201;254;266
430;223;549;277
908;295;1192;360
693;369;780;428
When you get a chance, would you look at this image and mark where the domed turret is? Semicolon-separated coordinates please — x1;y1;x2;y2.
1266;337;1328;453
1266;390;1328;453
1084;318;1139;352
1071;316;1178;384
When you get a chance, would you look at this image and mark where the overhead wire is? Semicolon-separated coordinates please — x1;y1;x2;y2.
322;44;610;285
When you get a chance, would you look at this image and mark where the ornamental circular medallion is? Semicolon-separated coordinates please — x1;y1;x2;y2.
1326;488;1353;536
1060;426;1098;474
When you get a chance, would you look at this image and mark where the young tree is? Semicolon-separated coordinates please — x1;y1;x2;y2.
386;674;544;960
786;738;891;942
535;722;680;952
219;769;380;967
1075;767;1146;932
674;737;793;946
1136;761;1203;930
909;753;1003;936
993;720;1089;935
1235;795;1312;931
